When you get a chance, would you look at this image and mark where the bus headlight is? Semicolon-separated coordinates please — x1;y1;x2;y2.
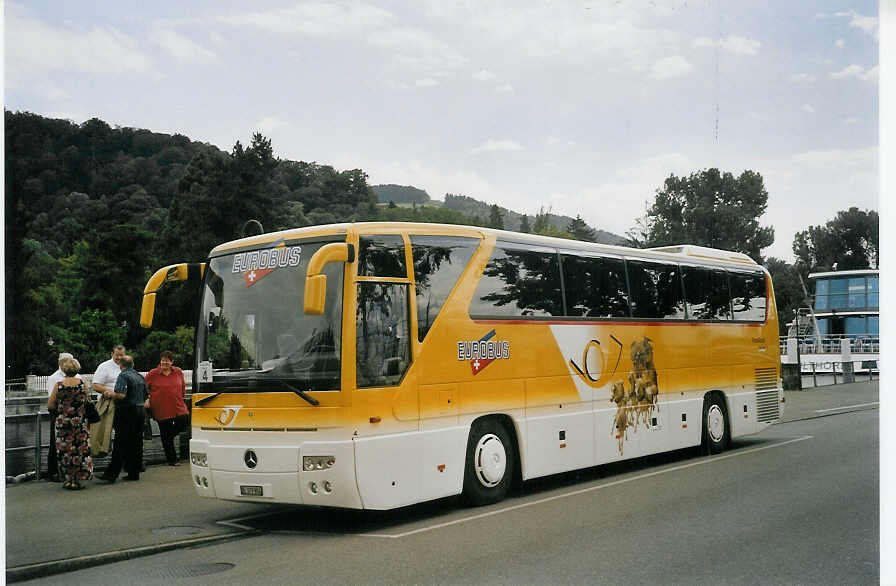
303;456;335;471
191;452;208;467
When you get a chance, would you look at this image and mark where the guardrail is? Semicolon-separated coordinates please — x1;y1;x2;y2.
5;395;192;481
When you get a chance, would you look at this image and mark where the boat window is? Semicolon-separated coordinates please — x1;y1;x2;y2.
848;277;867;309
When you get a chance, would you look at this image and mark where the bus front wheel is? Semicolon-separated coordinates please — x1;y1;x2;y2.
462;419;514;506
702;394;730;454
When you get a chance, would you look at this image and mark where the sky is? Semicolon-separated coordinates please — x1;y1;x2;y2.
4;0;881;261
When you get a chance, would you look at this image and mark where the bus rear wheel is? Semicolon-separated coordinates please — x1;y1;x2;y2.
463;419;515;506
702;394;730;454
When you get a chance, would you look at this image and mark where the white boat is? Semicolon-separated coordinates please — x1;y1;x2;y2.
780;268;879;375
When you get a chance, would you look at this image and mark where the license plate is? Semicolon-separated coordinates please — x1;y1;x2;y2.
240;485;263;496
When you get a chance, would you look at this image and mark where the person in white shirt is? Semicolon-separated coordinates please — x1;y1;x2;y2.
93;344;148;475
92;345;126;401
46;352;79;482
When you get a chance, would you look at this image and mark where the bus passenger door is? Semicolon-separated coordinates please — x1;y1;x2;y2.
352;280;422;509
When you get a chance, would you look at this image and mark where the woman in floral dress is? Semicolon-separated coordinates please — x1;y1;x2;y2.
47;356;93;489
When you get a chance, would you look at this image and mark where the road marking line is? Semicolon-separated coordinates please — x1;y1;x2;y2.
217;507;293;531
814;402;879;413
359;435;813;539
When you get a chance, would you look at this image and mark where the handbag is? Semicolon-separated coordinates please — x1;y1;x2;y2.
84;400;101;424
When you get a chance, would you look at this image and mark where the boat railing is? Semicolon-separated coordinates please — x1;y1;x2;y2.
778;335;880;356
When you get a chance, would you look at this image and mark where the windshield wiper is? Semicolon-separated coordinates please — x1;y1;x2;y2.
194;392;222;407
193;380;320;407
279;380;320;406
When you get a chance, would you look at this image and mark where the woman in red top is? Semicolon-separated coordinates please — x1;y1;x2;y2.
144;350;190;466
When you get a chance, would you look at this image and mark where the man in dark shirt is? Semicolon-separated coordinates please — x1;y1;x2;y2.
98;355;147;482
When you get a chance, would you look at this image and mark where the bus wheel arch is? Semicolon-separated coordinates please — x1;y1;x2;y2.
701;391;730;454
462;415;519;506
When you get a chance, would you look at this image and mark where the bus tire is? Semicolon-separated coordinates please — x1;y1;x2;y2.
702;394;730;454
462;419;515;506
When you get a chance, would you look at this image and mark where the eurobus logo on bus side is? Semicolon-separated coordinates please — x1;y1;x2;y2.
457;329;510;375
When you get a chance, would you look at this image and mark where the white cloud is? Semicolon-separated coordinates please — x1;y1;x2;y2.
154;29;219;64
788;73;816;83
415;78;439;87
831;64;878;82
473;70;496;81
208;31;228;49
5;6;154;81
802;104;816;114
649;56;695;79
496;84;514;94
834;10;879;39
835;39;846;48
566;152;693;236
469;139;524;155
219;3;394;38
694;35;761;56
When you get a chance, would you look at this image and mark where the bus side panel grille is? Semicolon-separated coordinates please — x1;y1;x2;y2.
755;368;779;422
756;390;780;422
755;367;777;391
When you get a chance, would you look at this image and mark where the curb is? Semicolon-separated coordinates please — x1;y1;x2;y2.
6;530;256;583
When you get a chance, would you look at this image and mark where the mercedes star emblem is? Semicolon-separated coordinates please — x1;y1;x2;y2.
244;449;258;469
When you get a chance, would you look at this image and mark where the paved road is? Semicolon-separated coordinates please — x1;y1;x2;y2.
20;391;878;585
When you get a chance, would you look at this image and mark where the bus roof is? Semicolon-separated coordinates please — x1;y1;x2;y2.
209;222;761;270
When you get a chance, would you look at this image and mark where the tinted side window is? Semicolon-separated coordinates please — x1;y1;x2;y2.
561;254;630;318
469;243;563;317
358;235;407;278
356;282;411;388
626;260;685;319
411;236;479;342
731;272;767;322
684;267;731;320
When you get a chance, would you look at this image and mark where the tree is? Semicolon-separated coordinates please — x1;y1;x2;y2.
488;204;504;229
629;168;774;261
519;215;531;233
764;258;808;334
566;215;596;242
532;206;551;234
792;207;878;274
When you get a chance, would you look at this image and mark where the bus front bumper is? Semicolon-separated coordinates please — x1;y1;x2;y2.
189;438;362;508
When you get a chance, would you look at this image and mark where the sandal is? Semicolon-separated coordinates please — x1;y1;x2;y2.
62;482;74;490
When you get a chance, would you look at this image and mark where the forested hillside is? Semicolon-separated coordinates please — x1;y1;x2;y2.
5;111;379;376
371;184;431;204
4;111;625;376
442;194;625;245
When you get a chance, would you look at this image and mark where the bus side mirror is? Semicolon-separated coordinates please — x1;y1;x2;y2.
304;243;354;315
140;263;206;327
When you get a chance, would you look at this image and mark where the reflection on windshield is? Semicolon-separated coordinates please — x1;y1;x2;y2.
197;240;343;392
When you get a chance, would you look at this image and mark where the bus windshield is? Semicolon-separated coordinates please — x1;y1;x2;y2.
197;239;343;392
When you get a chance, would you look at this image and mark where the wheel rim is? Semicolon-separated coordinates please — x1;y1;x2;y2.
474;433;507;488
707;404;725;443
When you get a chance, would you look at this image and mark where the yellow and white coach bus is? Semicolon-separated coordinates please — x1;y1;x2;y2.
140;222;783;509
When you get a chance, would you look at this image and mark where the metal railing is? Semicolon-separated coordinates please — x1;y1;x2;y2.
779;335;880;356
5;395;193;481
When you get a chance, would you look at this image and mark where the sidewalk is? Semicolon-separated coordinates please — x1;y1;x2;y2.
4;380;879;582
781;379;879;422
4;462;275;582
